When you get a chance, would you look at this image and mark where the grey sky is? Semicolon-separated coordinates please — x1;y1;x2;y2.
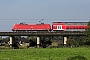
0;0;90;31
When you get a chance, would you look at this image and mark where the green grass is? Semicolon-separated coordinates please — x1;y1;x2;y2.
0;47;90;60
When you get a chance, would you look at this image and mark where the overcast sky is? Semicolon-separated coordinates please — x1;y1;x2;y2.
0;0;90;31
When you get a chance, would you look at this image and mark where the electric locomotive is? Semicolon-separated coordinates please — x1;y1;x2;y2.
12;22;51;32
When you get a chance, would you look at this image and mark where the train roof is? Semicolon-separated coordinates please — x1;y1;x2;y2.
52;22;88;25
14;23;50;25
53;22;88;23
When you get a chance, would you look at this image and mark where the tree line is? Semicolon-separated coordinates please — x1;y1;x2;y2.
66;21;90;47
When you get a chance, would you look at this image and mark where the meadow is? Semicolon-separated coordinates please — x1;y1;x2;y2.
0;47;89;60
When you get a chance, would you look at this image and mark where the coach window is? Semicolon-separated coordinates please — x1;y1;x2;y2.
53;26;57;29
74;23;76;25
76;28;78;29
82;27;84;29
70;28;72;29
85;23;87;25
58;26;61;29
58;26;62;29
66;27;69;29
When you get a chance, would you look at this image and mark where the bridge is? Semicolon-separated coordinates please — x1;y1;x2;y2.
0;31;85;36
0;31;86;48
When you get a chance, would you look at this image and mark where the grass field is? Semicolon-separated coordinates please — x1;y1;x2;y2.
0;47;90;60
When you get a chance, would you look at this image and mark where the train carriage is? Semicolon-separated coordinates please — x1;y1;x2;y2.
52;22;88;31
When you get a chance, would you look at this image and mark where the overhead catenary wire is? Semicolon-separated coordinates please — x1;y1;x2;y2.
0;18;90;20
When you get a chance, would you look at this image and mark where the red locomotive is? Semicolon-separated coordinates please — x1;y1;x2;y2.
12;22;88;32
12;22;51;31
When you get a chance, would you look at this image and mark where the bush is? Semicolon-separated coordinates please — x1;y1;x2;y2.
66;39;79;47
67;56;87;60
51;41;58;48
19;43;29;49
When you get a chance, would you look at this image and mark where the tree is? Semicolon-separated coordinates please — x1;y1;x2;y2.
84;21;90;45
14;36;21;40
66;38;79;47
27;36;37;41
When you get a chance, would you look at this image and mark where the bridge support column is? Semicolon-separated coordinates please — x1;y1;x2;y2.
9;36;14;48
37;36;40;48
63;36;67;45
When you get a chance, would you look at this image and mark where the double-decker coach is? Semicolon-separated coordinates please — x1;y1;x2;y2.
52;22;88;31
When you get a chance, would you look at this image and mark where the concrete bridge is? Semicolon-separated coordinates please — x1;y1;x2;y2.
0;31;86;48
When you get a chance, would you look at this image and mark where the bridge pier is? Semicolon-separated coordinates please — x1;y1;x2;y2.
37;36;40;48
63;36;68;45
9;36;15;48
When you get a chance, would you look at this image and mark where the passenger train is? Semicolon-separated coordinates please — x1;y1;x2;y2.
12;22;88;32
